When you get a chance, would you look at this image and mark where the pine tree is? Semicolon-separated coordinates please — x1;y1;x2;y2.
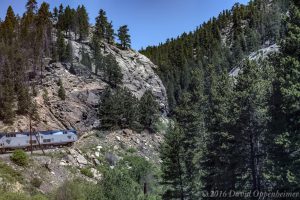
200;71;237;194
77;5;89;41
160;123;185;200
174;92;205;199
58;79;66;100
36;2;52;57
103;54;123;87
64;6;73;36
106;21;115;44
268;1;300;191
65;40;73;63
53;7;58;20
139;90;159;131
93;40;105;75
26;0;37;13
94;9;109;40
0;62;15;124
117;25;131;49
57;4;64;31
57;30;66;62
81;47;92;70
99;87;139;130
17;85;31;115
233;60;272;192
3;6;17;45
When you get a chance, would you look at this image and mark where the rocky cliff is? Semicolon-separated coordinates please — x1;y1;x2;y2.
0;33;168;133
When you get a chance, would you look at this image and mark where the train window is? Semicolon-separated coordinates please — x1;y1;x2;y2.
43;139;51;143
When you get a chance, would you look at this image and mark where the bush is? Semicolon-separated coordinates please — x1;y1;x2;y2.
53;179;95;200
127;147;137;153
0;161;23;183
31;177;42;188
58;79;66;100
100;168;143;200
80;168;94;178
10;150;28;166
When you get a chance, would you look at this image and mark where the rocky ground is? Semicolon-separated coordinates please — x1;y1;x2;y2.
0;128;165;194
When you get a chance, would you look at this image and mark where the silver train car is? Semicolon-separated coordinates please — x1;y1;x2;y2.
0;130;78;153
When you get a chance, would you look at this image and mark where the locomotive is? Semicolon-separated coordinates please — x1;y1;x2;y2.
0;130;78;153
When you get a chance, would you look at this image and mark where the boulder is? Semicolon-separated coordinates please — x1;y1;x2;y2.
76;154;88;166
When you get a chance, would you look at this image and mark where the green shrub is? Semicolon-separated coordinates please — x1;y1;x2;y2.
53;179;95;200
80;168;94;178
126;147;137;153
100;168;143;200
0;192;30;200
10;150;28;166
0;161;23;183
0;191;48;200
31;177;42;188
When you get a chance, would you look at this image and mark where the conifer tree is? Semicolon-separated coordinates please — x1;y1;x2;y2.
200;71;237;193
57;4;64;31
0;62;15;124
93;41;105;75
26;0;37;14
139;90;159;131
99;87;139;130
58;79;66;100
77;5;89;41
64;6;73;36
36;2;52;57
65;40;73;63
3;6;17;45
268;1;300;191
103;54;123;87
81;47;92;70
117;25;131;49
95;9;108;40
174;92;205;199
53;7;58;20
106;21;115;44
57;30;66;62
17;85;31;115
233;60;272;192
160;123;185;200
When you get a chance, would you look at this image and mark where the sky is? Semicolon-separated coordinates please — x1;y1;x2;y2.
0;0;249;50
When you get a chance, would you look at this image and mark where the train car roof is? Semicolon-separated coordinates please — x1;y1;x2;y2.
0;130;77;136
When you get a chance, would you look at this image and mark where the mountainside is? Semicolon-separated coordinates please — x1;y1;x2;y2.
0;31;167;132
140;0;289;111
141;0;300;199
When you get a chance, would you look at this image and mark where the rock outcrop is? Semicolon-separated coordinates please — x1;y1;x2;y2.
229;44;279;77
70;38;168;112
0;31;168;132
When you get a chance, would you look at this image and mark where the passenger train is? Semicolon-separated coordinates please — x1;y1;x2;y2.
0;130;78;153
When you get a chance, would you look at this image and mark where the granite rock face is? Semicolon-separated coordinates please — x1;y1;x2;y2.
0;32;168;132
70;39;168;113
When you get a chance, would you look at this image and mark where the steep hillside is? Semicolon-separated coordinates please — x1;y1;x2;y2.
140;0;289;111
0;34;167;133
143;0;300;199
